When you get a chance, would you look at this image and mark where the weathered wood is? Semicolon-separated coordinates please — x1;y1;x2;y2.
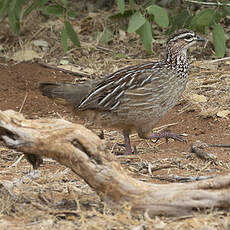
1;110;230;217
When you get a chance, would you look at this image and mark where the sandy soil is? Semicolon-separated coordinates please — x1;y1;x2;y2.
0;3;229;228
0;58;230;230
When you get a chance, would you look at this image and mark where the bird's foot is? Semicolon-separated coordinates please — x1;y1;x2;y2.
151;131;186;143
117;143;137;154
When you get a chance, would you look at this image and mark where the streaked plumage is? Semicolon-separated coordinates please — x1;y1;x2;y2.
40;29;204;153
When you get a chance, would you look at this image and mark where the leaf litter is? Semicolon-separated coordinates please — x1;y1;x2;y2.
0;1;230;229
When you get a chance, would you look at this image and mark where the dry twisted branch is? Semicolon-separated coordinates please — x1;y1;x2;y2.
0;110;230;217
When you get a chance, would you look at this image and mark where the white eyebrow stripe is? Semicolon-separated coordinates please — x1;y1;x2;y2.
170;32;194;41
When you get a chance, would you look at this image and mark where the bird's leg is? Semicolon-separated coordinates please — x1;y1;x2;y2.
139;130;186;143
123;132;133;154
151;131;185;143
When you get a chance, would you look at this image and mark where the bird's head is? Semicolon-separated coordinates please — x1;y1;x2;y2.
166;29;204;57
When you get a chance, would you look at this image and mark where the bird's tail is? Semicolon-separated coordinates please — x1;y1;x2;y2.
39;82;91;107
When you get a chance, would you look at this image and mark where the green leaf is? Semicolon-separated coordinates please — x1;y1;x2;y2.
99;28;113;44
41;5;64;16
14;0;25;20
8;8;19;34
62;0;67;7
67;8;77;18
65;21;80;47
137;20;152;53
61;26;68;53
110;9;133;20
23;2;37;17
115;0;125;14
128;0;134;10
35;0;50;7
6;0;25;34
222;6;230;16
127;11;146;33
190;9;220;28
212;24;226;57
147;4;169;28
171;9;190;28
0;0;10;18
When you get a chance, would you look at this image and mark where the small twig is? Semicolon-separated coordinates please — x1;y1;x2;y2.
152;122;179;132
0;63;8;66
206;57;230;64
191;140;216;161
148;162;153;176
10;154;24;168
29;26;48;42
116;155;140;159
209;144;230;148
199;161;213;172
150;164;177;172
150;174;214;182
38;62;91;78
96;45;113;53
19;92;28;113
185;0;230;6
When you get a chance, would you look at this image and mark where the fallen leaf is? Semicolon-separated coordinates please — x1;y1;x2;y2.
57;65;95;75
190;94;207;103
12;48;42;61
32;40;49;48
199;107;217;118
119;29;126;41
59;59;69;65
217;110;230;118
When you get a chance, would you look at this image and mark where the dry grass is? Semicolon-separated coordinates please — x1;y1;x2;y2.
0;2;230;229
1;152;230;230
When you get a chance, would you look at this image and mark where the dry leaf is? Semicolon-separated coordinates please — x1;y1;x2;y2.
119;29;126;41
190;94;207;103
217;110;230;118
32;40;49;48
12;48;42;61
57;65;95;75
59;59;69;65
197;61;218;71
199;107;218;118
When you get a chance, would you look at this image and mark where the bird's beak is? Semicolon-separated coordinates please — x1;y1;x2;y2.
196;35;205;42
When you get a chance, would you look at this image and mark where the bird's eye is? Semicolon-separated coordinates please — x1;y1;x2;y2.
185;35;193;40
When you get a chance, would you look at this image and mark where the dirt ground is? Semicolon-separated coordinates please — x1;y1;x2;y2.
0;58;230;229
0;3;230;229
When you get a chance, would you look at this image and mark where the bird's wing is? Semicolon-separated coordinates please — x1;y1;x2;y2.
78;61;170;111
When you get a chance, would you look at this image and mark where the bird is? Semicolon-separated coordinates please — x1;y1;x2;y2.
39;29;204;154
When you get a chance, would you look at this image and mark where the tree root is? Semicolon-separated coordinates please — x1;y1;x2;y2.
1;110;230;217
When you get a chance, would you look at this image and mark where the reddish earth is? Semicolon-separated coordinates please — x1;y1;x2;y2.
0;58;230;230
0;58;229;183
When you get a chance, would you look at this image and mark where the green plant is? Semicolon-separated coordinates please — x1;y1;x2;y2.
114;0;229;57
113;0;169;54
0;0;80;52
0;0;229;57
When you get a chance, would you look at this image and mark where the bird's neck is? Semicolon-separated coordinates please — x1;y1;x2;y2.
165;47;189;79
166;47;188;65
